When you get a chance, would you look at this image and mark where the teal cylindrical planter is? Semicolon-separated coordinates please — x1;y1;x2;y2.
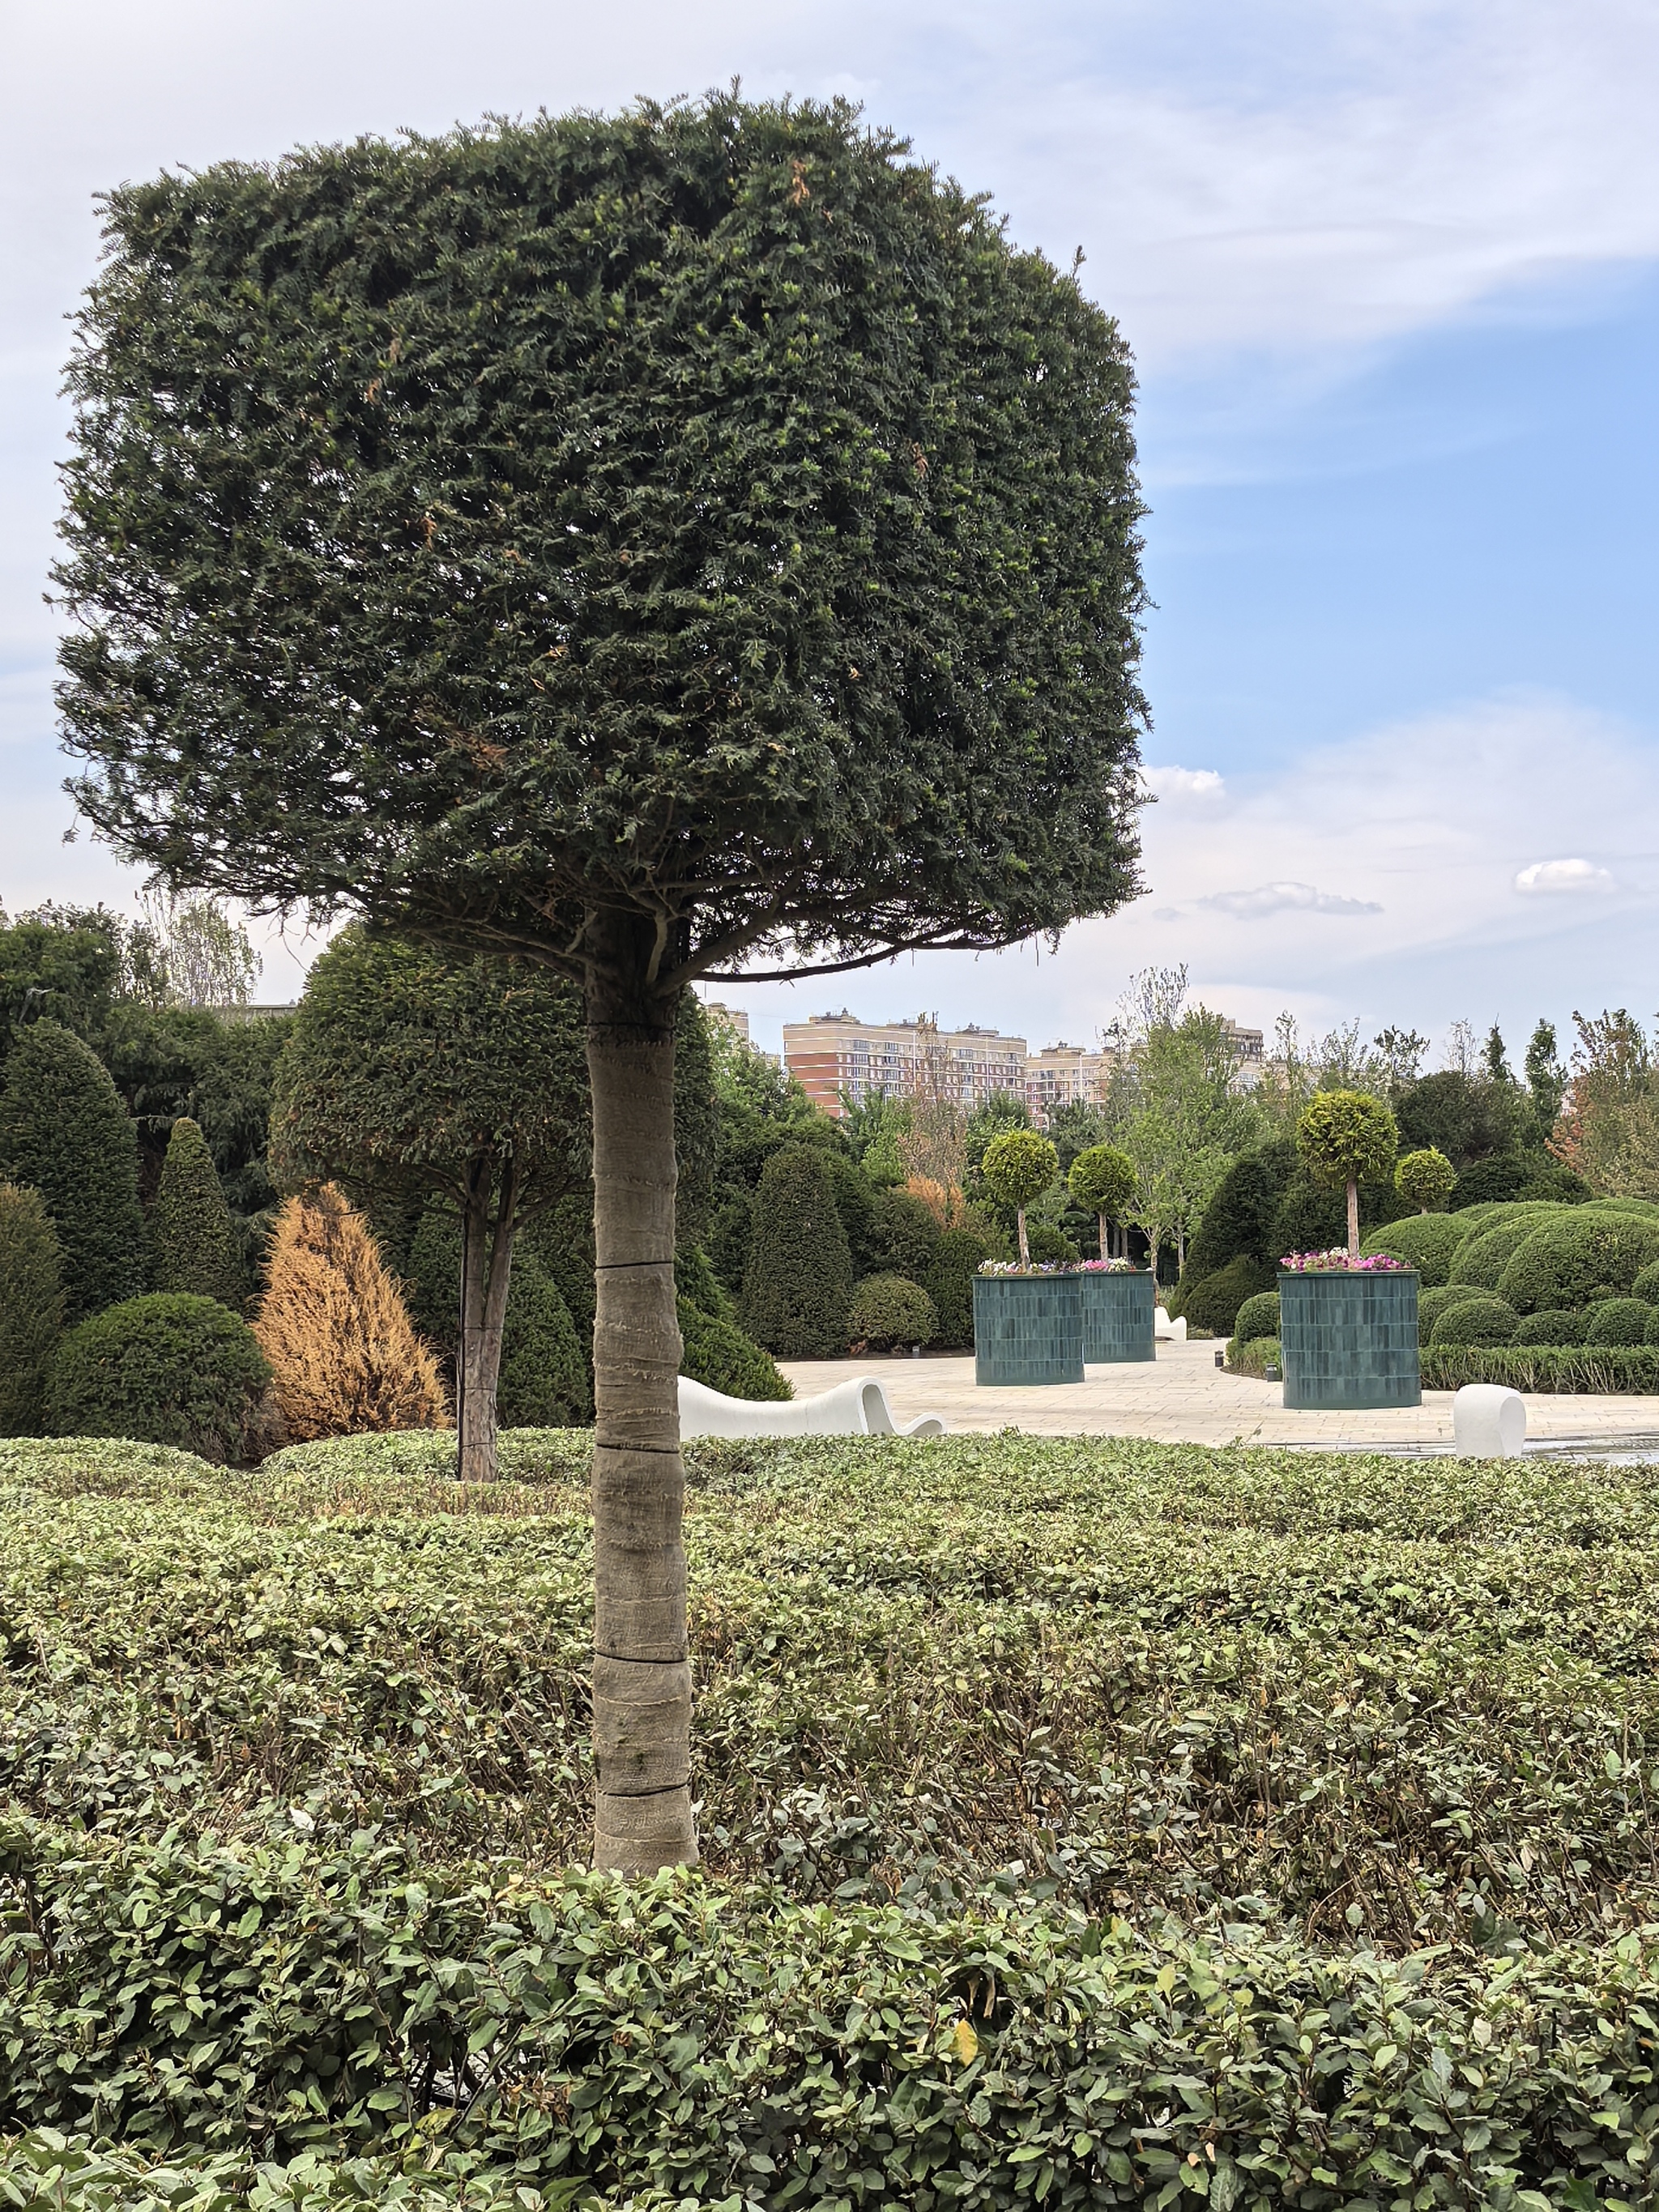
1080;1269;1156;1363
1277;1269;1420;1409
973;1273;1084;1386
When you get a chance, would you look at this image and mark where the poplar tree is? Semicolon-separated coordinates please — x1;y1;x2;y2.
55;96;1148;1871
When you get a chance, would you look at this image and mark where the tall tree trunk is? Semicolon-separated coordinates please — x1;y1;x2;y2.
1097;1209;1108;1263
1346;1177;1360;1259
1016;1205;1030;1267
585;914;695;1873
456;1157;520;1484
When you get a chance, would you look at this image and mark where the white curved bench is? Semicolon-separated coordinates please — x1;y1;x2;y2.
677;1374;946;1440
1155;1306;1187;1342
1452;1383;1526;1458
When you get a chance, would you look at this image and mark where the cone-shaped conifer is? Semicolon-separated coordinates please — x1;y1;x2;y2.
0;1020;147;1320
740;1147;853;1358
0;1183;66;1434
153;1115;244;1306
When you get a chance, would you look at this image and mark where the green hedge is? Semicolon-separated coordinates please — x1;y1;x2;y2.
1175;1253;1269;1335
848;1271;938;1350
1445;1210;1555;1289
47;1292;271;1460
1584;1295;1654;1349
1358;1210;1466;1285
1428;1293;1517;1348
1230;1289;1280;1347
1495;1211;1659;1315
678;1295;791;1400
1422;1343;1659;1392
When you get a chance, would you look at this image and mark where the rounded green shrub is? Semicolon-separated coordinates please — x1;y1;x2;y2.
1360;1212;1469;1287
674;1245;732;1320
1296;1090;1397;1196
1495;1213;1659;1315
1416;1285;1481;1342
1181;1255;1270;1336
1448;1208;1559;1289
0;1019;148;1321
868;1187;941;1282
49;1292;270;1460
0;1183;65;1436
1395;1146;1456;1213
1513;1309;1588;1345
849;1273;938;1352
152;1115;245;1308
1232;1289;1281;1348
1430;1294;1519;1349
1068;1143;1135;1255
1026;1219;1079;1264
1632;1262;1659;1305
677;1298;791;1400
1646;1307;1659;1349
1583;1298;1653;1349
740;1146;854;1358
923;1225;1002;1348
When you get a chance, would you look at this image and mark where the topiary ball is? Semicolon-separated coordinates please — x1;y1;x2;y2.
1231;1289;1282;1349
1582;1298;1653;1349
1417;1285;1483;1342
1430;1294;1519;1349
1633;1262;1659;1304
49;1292;271;1461
848;1273;940;1353
1513;1309;1589;1345
1361;1213;1468;1287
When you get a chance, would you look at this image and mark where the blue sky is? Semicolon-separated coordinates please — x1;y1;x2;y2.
3;0;1656;1062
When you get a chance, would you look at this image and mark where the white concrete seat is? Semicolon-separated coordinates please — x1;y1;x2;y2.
1154;1307;1187;1342
678;1374;946;1440
1452;1383;1526;1458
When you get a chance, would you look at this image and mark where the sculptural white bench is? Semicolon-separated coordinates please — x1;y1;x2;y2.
1452;1383;1525;1458
1155;1306;1187;1342
678;1374;946;1439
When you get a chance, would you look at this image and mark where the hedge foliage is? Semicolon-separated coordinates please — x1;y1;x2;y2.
151;1115;245;1308
848;1271;938;1350
1421;1342;1659;1392
676;1295;791;1400
1428;1293;1518;1348
1230;1289;1280;1347
0;1018;148;1321
0;1183;64;1436
1359;1212;1469;1286
1495;1209;1659;1315
5;1430;1659;2199
741;1146;854;1357
46;1292;271;1460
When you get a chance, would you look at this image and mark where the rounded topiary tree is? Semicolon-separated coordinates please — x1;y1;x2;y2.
49;1291;270;1460
1396;1146;1456;1215
848;1272;938;1353
406;1209;591;1429
0;1020;148;1321
981;1129;1060;1268
0;1183;66;1436
1068;1142;1137;1260
741;1147;855;1359
152;1115;244;1307
1295;1090;1398;1261
56;97;1147;1873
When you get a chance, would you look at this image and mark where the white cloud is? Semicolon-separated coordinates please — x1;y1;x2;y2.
1145;764;1227;805
1201;881;1383;919
1515;857;1615;894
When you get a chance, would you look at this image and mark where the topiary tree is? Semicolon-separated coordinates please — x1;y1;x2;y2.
676;1298;791;1401
980;1129;1060;1268
848;1273;938;1353
269;927;590;1481
254;1186;448;1443
152;1115;244;1307
49;1291;270;1460
741;1148;855;1359
55;98;1147;1873
1295;1090;1398;1260
0;1184;66;1435
1396;1146;1456;1214
0;1019;148;1320
405;1208;591;1429
1068;1143;1137;1260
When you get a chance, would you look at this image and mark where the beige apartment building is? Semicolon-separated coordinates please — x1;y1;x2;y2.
783;1012;1029;1117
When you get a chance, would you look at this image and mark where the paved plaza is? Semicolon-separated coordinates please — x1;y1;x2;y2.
778;1336;1659;1453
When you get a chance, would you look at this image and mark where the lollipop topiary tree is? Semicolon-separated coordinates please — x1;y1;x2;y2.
1295;1091;1399;1260
1396;1145;1457;1215
982;1129;1060;1268
1068;1142;1137;1259
53;97;1147;1872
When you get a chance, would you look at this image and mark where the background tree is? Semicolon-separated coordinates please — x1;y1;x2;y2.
1068;1143;1136;1259
55;98;1147;1873
269;928;591;1482
1526;1020;1567;1146
152;1115;244;1306
980;1129;1057;1268
1549;1009;1659;1197
133;889;260;1009
0;1185;65;1435
1296;1090;1398;1258
0;1020;148;1320
1396;1146;1456;1214
741;1147;855;1357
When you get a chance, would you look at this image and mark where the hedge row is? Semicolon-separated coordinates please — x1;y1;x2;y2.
1422;1343;1659;1394
2;1828;1657;2209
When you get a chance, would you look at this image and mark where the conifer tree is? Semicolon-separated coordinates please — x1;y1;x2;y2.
0;1184;65;1434
741;1148;854;1359
0;1019;147;1319
152;1115;243;1306
254;1185;446;1442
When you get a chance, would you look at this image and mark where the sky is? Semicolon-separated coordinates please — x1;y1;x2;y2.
2;0;1657;1062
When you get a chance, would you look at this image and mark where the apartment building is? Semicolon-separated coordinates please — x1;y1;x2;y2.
700;1000;750;1043
1024;1041;1113;1119
783;1012;1028;1117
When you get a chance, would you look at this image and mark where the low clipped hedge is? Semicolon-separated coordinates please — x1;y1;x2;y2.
1428;1293;1517;1348
1422;1344;1659;1393
47;1293;271;1460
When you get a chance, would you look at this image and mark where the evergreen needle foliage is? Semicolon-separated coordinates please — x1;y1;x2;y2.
1395;1144;1457;1213
0;1184;65;1435
741;1148;854;1358
0;1019;148;1320
47;1293;269;1461
151;1115;243;1307
254;1187;447;1443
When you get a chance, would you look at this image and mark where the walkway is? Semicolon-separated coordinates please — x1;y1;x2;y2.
777;1338;1659;1453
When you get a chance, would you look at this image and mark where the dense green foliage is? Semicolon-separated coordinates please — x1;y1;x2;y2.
1362;1212;1478;1285
741;1148;854;1358
1295;1089;1397;1194
0;1019;148;1320
1175;1253;1268;1335
1427;1294;1518;1348
1066;1142;1135;1255
923;1225;1004;1348
151;1115;244;1306
1416;1285;1477;1341
1421;1343;1659;1392
47;1294;270;1460
979;1130;1058;1213
1394;1144;1456;1212
404;1209;591;1428
1512;1308;1589;1346
847;1272;938;1351
1;1431;1658;2199
0;1183;65;1435
1446;1210;1554;1289
1583;1296;1653;1348
1230;1289;1281;1347
1181;1140;1295;1284
1495;1209;1659;1314
676;1298;791;1401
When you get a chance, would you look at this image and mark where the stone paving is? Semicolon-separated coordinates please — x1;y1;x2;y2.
778;1336;1659;1453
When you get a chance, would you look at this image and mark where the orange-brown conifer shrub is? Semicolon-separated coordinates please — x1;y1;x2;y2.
255;1184;448;1441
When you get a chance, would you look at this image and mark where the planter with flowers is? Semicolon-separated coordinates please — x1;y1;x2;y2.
973;1262;1084;1386
1277;1250;1420;1408
1077;1256;1156;1363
